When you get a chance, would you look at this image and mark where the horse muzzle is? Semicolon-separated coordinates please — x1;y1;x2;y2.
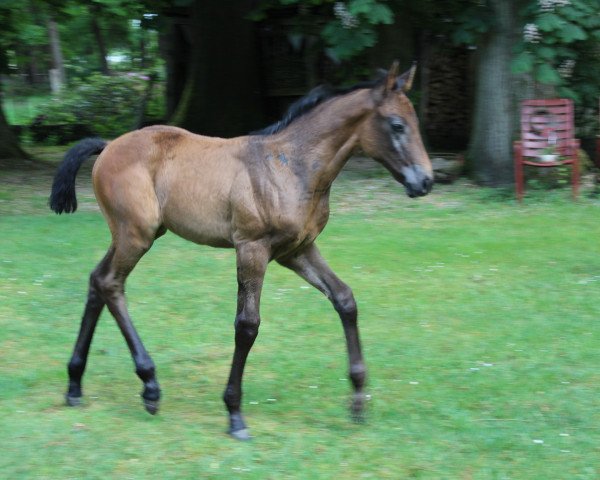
401;165;433;198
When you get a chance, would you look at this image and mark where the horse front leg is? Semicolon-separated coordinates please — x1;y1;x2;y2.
223;241;270;440
278;243;367;422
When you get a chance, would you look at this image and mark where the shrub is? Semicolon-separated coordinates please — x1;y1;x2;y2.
34;73;165;142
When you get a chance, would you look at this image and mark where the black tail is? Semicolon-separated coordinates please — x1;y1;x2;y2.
49;138;107;214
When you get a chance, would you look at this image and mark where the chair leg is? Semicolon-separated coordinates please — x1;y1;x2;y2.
514;143;524;202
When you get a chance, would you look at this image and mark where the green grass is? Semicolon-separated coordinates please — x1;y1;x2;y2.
1;158;600;478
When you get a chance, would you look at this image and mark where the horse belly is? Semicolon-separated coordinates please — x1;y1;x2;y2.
158;175;234;248
164;212;233;248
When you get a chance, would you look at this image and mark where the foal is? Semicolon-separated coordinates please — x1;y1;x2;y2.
50;62;433;440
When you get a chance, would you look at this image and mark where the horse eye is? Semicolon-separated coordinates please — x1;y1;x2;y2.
391;122;405;134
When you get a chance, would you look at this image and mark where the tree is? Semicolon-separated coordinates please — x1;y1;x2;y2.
0;4;29;159
169;0;266;137
88;2;111;75
47;12;67;90
464;0;520;186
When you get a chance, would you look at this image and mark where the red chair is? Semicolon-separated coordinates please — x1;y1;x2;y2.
514;99;579;201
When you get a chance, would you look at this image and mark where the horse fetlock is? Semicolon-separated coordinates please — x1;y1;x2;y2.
67;356;86;380
349;363;366;379
223;385;241;412
135;361;156;382
141;381;160;401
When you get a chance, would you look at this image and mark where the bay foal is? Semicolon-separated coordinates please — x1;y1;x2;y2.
50;62;433;440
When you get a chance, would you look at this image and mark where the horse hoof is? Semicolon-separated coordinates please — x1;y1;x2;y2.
143;399;159;415
229;428;251;441
350;393;367;423
66;395;82;407
351;410;366;424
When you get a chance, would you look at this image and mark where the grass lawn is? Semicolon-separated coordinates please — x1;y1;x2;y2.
1;152;600;478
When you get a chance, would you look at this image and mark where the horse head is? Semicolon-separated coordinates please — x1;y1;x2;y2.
359;61;433;198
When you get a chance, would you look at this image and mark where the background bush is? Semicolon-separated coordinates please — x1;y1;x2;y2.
35;73;165;141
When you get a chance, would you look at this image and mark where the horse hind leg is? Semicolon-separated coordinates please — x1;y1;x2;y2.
78;161;165;413
95;222;163;414
66;248;114;406
66;223;162;413
68;161;164;411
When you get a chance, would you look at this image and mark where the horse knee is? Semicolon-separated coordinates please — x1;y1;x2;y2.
90;270;122;302
334;285;357;318
234;313;260;346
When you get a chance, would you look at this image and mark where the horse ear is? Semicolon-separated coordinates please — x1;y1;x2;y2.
396;62;417;93
384;60;400;93
372;61;400;104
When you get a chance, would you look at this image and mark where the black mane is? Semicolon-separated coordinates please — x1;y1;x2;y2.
252;74;385;136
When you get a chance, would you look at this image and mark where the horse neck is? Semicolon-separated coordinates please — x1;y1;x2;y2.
276;89;373;193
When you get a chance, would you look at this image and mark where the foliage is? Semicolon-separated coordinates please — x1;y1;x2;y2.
0;0;163;85
322;0;393;60
252;0;393;61
60;0;163;78
512;0;600;101
430;0;600;109
3;95;52;126
2;160;600;476
34;73;165;140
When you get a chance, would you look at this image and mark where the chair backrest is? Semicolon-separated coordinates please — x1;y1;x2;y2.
520;98;574;158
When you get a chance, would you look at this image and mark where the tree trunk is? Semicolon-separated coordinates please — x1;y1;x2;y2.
89;4;110;75
134;74;156;129
170;0;265;137
160;13;192;118
26;52;43;85
468;0;517;186
47;15;66;89
139;27;147;69
27;0;44;85
418;30;432;133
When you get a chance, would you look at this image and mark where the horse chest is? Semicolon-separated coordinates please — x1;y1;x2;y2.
267;196;330;254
